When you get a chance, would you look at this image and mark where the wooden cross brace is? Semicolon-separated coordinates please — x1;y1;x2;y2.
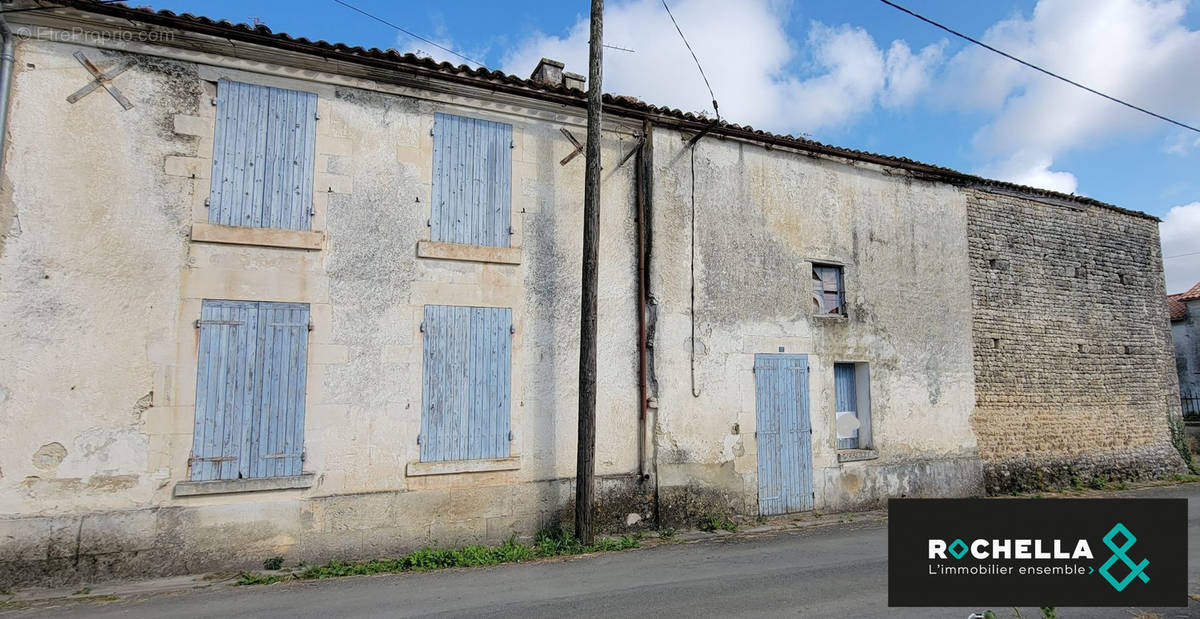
559;127;584;166
66;51;134;110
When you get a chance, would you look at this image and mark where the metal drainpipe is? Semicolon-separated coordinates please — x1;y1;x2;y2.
0;17;15;174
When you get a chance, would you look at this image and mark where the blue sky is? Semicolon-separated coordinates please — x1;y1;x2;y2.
149;0;1200;292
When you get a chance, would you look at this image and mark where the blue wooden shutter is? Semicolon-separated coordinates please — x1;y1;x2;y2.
250;302;310;478
191;300;308;481
209;79;317;230
192;300;259;481
431;113;512;247
421;305;512;461
834;363;858;449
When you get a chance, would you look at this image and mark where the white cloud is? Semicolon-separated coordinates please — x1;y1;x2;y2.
501;0;941;134
943;0;1200;192
881;39;946;108
980;150;1078;194
1161;202;1200;294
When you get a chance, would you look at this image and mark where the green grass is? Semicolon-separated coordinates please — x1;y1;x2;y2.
235;529;639;585
698;515;737;533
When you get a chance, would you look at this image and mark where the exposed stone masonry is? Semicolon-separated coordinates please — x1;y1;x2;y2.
966;188;1185;493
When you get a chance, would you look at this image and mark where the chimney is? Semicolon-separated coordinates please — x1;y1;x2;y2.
562;71;585;92
530;58;565;88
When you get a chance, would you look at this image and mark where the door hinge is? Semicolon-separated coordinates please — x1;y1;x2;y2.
210;97;218;106
508;431;514;441
204;197;210;207
509;324;515;335
420;321;426;333
416;434;421;445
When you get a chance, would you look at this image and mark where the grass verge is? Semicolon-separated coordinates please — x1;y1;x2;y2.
235;528;639;586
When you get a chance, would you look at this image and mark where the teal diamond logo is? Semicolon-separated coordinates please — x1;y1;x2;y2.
949;538;969;559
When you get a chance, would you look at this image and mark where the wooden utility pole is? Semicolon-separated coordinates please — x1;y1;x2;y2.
575;0;604;545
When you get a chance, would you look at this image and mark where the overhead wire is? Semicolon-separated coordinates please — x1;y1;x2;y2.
661;0;718;120
660;0;719;399
876;0;1200;134
329;0;484;67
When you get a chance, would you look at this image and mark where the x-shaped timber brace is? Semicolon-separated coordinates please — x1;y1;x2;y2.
66;51;134;110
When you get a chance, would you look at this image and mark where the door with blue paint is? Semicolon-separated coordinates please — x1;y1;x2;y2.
754;354;813;515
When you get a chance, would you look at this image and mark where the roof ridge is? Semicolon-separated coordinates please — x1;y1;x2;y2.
52;0;1156;220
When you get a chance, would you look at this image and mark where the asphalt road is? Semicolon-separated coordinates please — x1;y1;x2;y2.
8;484;1199;619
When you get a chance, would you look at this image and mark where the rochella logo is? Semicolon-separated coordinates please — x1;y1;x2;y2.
1099;523;1149;592
929;537;1093;560
927;523;1151;592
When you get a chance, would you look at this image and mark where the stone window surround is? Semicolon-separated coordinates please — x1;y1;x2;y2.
809;258;848;319
173;473;315;497
415;108;525;266
834;360;873;454
172;68;352;252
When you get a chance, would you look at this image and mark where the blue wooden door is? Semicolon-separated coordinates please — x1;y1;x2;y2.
754;354;813;514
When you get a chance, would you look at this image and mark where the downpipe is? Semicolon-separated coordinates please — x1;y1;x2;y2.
0;16;14;174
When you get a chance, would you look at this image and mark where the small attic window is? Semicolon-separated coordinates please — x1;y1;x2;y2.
812;264;845;316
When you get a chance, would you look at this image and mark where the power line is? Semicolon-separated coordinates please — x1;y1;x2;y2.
661;0;719;119
329;0;484;67
1165;250;1200;260
875;0;1200;135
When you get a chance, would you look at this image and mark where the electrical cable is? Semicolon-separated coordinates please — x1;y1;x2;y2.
661;0;719;120
876;0;1200;134
689;143;700;398
329;0;484;67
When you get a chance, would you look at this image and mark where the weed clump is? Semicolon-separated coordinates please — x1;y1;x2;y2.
236;530;639;585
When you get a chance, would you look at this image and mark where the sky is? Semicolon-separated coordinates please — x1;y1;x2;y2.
149;0;1200;293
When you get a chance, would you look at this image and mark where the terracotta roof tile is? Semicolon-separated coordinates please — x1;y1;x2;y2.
1169;294;1188;321
1179;281;1200;302
55;0;1158;220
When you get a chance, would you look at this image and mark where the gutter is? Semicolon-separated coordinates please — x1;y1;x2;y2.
57;0;1155;221
0;16;14;174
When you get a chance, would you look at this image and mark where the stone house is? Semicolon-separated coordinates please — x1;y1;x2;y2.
1170;282;1200;408
0;1;1185;586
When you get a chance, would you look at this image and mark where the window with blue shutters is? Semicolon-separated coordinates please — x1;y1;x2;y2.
430;113;513;248
834;362;872;450
191;300;310;480
420;305;512;461
209;79;317;231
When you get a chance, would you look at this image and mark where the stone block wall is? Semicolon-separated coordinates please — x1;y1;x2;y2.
966;188;1186;493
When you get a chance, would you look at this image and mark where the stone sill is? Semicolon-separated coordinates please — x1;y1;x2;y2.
837;449;879;463
406;456;521;477
190;222;324;250
812;313;848;322
173;473;314;497
416;241;521;265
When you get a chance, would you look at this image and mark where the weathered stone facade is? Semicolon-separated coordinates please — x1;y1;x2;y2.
0;2;1181;588
965;188;1186;493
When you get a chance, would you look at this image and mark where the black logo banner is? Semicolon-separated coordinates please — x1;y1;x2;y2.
888;498;1187;607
